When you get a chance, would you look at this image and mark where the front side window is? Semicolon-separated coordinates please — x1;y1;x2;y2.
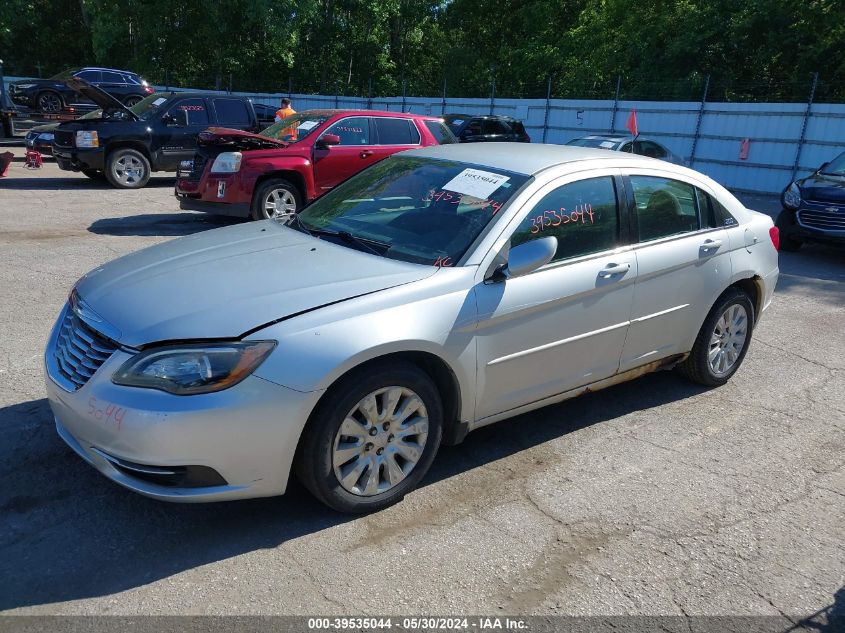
630;175;699;241
75;70;101;82
510;176;620;263
323;117;371;145
171;98;209;126
295;156;529;266
213;98;250;125
375;118;420;145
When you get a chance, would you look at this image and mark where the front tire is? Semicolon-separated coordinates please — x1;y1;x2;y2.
36;90;63;113
105;148;151;189
250;178;301;221
775;210;802;252
676;288;755;387
295;362;443;513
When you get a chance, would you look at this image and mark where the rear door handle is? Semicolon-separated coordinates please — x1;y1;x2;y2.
700;239;723;253
360;150;373;158
598;262;631;278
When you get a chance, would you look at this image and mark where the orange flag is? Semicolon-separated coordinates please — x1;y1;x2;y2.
626;110;638;136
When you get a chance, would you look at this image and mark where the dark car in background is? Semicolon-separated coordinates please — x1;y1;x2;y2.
52;78;262;188
566;134;686;165
252;103;278;129
776;150;845;251
9;67;154;114
444;114;530;143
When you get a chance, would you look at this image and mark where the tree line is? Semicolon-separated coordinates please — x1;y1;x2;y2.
1;0;842;102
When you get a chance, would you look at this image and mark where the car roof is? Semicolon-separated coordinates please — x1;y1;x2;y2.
297;109;441;120
445;113;518;122
402;142;661;176
80;67;140;75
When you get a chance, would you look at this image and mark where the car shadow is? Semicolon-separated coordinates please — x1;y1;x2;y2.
0;371;707;610
88;213;245;237
775;243;845;307
0;176;176;190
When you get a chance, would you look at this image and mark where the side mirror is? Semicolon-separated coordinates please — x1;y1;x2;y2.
316;133;340;149
488;236;558;281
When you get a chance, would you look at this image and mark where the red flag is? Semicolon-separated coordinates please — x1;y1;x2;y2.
626;110;638;137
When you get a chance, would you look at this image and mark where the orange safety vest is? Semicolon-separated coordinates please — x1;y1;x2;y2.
275;106;296;122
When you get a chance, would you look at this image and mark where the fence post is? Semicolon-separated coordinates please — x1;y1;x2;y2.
792;72;819;181
402;78;407;112
164;70;169;92
441;77;447;115
489;76;496;115
542;76;552;143
228;73;232;94
367;77;373;110
288;77;293;99
334;81;339;109
688;74;711;168
609;75;621;132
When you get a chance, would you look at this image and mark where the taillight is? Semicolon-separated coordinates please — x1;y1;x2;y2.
769;226;780;251
144;86;154;94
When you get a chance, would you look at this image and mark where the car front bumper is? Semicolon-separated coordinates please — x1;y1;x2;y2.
788;205;845;244
53;146;105;172
44;309;322;502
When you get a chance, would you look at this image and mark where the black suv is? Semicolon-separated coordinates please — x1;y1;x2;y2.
443;114;530;143
9;67;153;113
53;78;262;188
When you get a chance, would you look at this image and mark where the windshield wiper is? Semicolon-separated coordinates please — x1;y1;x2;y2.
286;213;314;236
286;216;390;255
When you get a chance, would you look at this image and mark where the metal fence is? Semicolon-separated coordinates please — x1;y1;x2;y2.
4;71;844;195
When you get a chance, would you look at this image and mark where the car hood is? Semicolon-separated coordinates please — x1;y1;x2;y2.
198;127;287;150
63;77;137;120
798;173;845;204
74;221;437;348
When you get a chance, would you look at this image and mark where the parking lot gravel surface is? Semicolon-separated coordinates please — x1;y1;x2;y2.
1;151;843;618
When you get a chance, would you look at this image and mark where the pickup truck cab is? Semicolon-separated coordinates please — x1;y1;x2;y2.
52;78;262;188
175;109;456;220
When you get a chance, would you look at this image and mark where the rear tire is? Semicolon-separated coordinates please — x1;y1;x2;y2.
123;96;142;108
105;148;151;189
250;178;301;221
36;90;63;114
676;288;755;387
295;361;443;513
775;210;802;252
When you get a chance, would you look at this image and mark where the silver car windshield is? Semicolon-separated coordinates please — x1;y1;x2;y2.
295;156;530;266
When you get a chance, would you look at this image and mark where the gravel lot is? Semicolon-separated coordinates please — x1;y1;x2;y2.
1;151;843;619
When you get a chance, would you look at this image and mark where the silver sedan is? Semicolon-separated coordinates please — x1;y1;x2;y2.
44;143;779;513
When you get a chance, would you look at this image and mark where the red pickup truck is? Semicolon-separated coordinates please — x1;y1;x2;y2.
175;109;456;220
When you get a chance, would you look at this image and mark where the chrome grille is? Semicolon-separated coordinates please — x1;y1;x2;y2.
798;208;845;231
182;154;207;181
53;309;119;390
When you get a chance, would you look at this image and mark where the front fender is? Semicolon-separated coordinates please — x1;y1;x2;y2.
240;156;315;199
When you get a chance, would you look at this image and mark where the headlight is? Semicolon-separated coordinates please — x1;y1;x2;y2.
75;131;99;148
38;132;55;142
782;182;801;209
210;152;243;173
112;341;276;395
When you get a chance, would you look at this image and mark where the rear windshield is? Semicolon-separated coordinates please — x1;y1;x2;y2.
424;120;458;144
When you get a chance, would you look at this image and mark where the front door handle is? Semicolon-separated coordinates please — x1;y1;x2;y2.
598;262;631;278
700;239;723;254
360;150;373;158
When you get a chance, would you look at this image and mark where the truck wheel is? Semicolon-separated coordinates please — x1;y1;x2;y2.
105;148;151;189
295;361;443;513
251;178;301;221
37;91;63;114
82;169;106;181
775;210;802;252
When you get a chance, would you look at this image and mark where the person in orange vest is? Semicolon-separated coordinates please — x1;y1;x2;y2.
275;98;295;122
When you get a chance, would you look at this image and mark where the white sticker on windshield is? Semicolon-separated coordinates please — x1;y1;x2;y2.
297;120;318;131
152;98;167;106
443;168;510;199
599;141;615;148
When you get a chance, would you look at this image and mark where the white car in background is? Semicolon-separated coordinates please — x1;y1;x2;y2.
44;144;779;513
567;134;687;165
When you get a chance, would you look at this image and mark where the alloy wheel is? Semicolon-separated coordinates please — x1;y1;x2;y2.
708;304;748;376
38;93;62;113
263;188;297;219
113;155;146;186
332;386;429;496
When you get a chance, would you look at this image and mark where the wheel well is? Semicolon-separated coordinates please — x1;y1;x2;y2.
729;277;762;324
254;170;307;204
294;351;463;460
106;142;152;164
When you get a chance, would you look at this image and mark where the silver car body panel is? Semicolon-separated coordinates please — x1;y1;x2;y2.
45;144;779;502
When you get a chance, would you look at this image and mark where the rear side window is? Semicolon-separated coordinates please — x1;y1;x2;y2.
375;118;420;145
101;71;126;84
630;175;699;241
324;117;371;145
173;98;209;125
511;176;620;264
697;190;739;228
75;70;101;82
637;141;667;159
424;121;457;144
482;119;511;135
213;98;251;126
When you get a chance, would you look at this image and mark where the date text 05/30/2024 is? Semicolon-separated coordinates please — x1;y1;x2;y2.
307;617;528;630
